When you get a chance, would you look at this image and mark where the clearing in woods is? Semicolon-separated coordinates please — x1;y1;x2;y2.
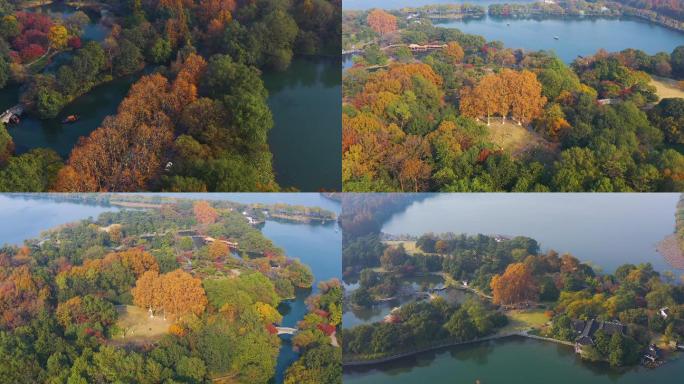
112;305;170;345
650;75;684;100
487;121;553;158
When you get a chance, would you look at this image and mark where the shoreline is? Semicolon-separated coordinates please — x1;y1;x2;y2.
343;331;573;367
656;234;684;269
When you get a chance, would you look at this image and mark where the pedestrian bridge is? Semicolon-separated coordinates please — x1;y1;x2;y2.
276;327;298;335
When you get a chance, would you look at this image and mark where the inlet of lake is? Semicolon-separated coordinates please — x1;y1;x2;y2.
1;4;340;191
344;193;684;383
0;193;341;384
343;0;684;66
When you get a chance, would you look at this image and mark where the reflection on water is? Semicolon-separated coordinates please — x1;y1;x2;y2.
263;57;342;191
345;336;684;384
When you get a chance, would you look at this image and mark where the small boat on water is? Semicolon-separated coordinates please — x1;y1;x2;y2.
8;115;20;124
554;35;560;40
62;115;79;124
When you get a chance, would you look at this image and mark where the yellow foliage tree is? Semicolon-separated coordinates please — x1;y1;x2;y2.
48;25;68;50
255;302;283;324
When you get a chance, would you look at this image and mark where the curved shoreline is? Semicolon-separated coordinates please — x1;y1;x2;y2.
343;331;573;367
656;234;684;270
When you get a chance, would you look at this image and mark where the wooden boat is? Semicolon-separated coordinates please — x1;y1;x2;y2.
62;115;79;124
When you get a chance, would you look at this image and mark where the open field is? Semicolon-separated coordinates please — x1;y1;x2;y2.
498;309;550;334
487;121;552;157
382;240;446;256
111;305;169;346
650;75;684;100
382;240;422;255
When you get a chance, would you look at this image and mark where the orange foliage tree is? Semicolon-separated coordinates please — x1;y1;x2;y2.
52;54;207;192
132;269;207;318
0;265;50;330
367;9;397;35
460;69;546;126
444;42;464;64
490;263;539;305
193;200;218;224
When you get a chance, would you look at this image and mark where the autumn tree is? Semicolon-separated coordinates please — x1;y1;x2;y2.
367;9;397;35
132;269;207;318
53;54;207;191
48;24;68;50
509;70;547;125
460;74;502;126
208;241;229;260
0;265;50;330
444;42;464;64
460;70;546;126
193;200;218;224
490;262;539;305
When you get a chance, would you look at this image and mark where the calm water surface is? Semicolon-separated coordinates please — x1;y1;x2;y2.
344;1;683;63
437;16;684;63
343;0;535;10
382;193;680;273
262;213;342;382
0;194;117;245
345;337;684;383
263;57;342;191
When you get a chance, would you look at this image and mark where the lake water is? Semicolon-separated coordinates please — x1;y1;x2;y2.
260;209;342;382
436;16;684;63
343;0;535;11
3;71;146;157
382;193;681;273
344;1;683;63
345;336;684;383
263;57;342;191
0;194;117;246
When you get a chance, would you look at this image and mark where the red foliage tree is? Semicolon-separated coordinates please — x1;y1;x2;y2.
67;36;82;49
19;44;45;62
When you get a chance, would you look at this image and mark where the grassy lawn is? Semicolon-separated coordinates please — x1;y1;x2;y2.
499;309;550;334
383;240;420;254
487;121;552;158
650;75;684;100
110;305;170;346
